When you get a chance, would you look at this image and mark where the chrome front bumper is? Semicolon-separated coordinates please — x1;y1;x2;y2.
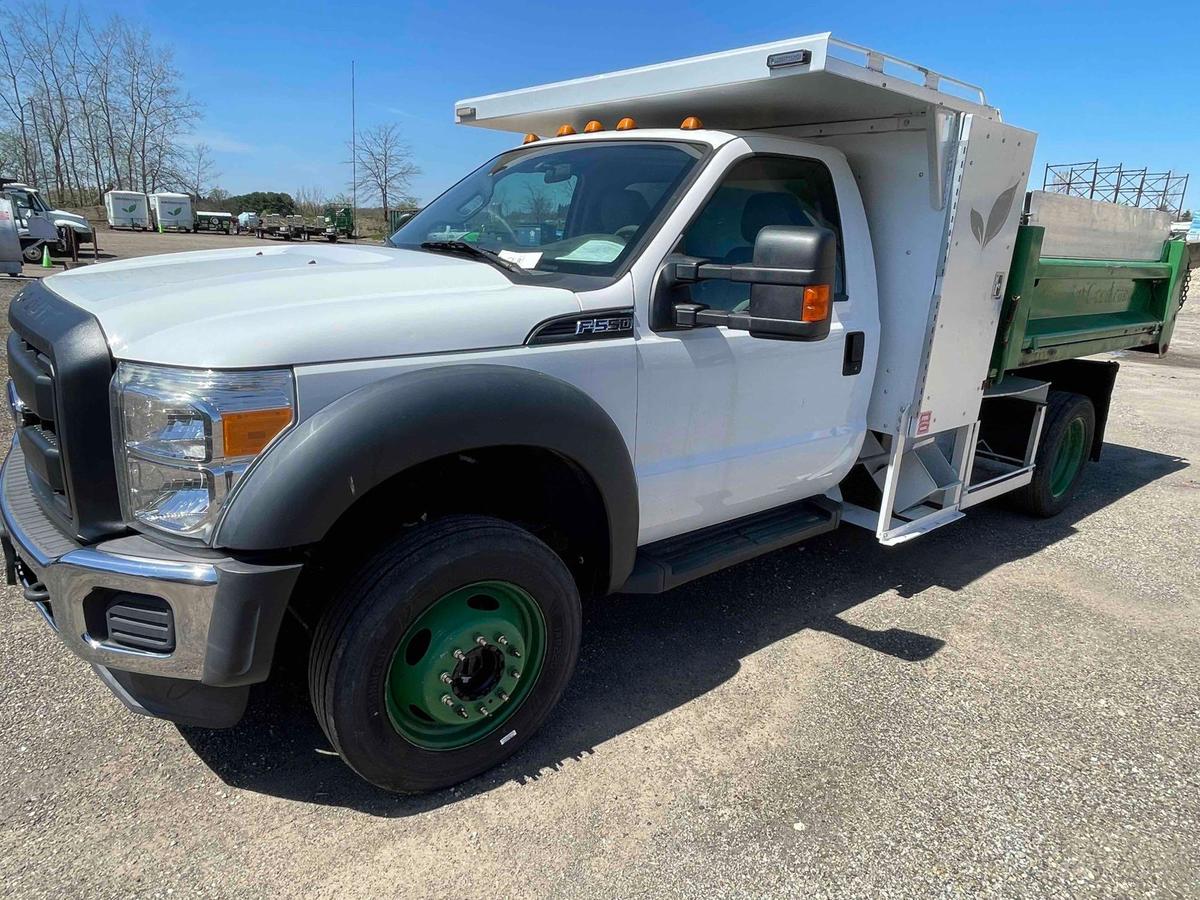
1;441;303;687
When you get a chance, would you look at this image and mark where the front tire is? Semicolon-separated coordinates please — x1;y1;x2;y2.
308;515;582;792
1012;390;1095;517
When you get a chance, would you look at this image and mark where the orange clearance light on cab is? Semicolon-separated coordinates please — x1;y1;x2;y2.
556;123;577;137
680;115;703;130
583;119;604;133
522;133;540;144
801;284;831;323
616;116;637;130
223;407;294;457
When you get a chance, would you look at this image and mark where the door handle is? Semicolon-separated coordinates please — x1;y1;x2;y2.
843;331;865;376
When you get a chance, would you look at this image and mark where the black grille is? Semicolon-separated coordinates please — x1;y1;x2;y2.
8;280;123;541
104;594;175;653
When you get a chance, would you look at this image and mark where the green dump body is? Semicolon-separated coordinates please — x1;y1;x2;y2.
989;226;1190;382
323;206;354;236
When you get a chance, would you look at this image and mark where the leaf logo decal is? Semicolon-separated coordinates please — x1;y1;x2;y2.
970;208;985;245
169;206;182;216
122;203;136;213
970;182;1021;249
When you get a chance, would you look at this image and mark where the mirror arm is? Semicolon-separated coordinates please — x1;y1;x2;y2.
672;260;818;287
672;303;752;331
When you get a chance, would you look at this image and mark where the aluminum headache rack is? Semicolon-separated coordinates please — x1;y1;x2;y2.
454;32;1000;136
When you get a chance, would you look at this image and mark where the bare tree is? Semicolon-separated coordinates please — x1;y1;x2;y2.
174;141;218;199
293;184;327;217
0;4;199;204
349;124;419;221
522;183;556;222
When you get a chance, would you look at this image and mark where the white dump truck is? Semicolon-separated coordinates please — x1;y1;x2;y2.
104;191;151;230
1;34;1189;793
149;192;194;232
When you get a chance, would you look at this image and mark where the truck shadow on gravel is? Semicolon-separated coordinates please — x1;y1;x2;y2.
178;441;1186;816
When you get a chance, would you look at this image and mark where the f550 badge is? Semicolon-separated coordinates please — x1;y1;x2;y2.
527;308;636;345
575;316;633;336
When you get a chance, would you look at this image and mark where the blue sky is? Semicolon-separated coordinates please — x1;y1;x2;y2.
81;0;1197;212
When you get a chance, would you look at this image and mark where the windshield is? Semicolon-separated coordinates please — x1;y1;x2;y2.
391;141;704;278
9;189;49;214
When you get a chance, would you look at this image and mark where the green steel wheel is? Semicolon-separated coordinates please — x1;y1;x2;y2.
1049;417;1087;498
1013;390;1095;518
384;580;546;750
309;515;581;793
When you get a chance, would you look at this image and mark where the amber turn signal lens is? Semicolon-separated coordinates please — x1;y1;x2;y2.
522;133;539;144
680;116;703;130
616;117;637;130
223;407;293;457
556;123;577;136
801;284;831;323
583;119;604;133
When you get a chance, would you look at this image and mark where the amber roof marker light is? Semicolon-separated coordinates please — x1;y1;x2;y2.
522;133;540;144
556;123;577;136
583;119;604;133
680;116;703;130
616;117;637;130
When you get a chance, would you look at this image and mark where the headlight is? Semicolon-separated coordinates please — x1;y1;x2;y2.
111;363;295;542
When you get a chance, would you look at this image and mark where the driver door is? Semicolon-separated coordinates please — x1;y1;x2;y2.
633;146;872;545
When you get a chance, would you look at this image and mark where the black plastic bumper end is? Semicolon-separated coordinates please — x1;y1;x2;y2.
93;664;249;729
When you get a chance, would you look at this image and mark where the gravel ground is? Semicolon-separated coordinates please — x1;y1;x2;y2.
0;230;1197;898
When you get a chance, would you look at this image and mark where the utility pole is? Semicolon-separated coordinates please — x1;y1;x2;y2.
351;60;357;243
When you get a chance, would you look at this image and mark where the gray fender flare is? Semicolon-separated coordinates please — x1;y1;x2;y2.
215;364;639;592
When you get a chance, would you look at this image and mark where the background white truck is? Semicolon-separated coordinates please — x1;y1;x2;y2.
1;34;1190;793
149;191;194;232
2;181;94;260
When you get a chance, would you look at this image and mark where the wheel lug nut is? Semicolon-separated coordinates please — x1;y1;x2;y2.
456;706;469;719
497;690;509;702
509;647;521;658
441;694;454;707
475;635;488;647
496;634;509;646
510;669;520;679
452;649;466;661
478;705;490;717
440;672;452;685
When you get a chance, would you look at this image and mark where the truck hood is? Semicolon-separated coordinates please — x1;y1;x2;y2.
43;243;580;367
50;209;92;233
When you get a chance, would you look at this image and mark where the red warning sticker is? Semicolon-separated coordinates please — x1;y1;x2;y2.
916;411;932;435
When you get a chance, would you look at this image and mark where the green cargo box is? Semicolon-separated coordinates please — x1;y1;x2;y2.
989;225;1190;382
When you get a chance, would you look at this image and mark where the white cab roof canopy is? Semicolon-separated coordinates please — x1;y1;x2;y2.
456;33;1000;136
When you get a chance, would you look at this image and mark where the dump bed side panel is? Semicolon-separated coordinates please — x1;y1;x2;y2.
989;227;1188;378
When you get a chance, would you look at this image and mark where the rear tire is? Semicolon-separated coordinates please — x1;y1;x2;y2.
308;515;582;792
1012;390;1095;517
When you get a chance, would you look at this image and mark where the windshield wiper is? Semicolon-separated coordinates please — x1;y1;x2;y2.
419;240;522;274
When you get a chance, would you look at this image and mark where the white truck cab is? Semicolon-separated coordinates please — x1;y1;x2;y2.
4;182;95;255
1;34;1187;792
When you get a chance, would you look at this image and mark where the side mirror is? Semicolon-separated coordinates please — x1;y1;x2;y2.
669;225;837;341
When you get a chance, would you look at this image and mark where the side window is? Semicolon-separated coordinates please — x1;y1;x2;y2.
682;156;845;312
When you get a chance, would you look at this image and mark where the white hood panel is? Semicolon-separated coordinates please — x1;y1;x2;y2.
43;243;580;368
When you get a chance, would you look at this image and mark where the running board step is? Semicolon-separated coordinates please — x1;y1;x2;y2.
621;497;839;594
